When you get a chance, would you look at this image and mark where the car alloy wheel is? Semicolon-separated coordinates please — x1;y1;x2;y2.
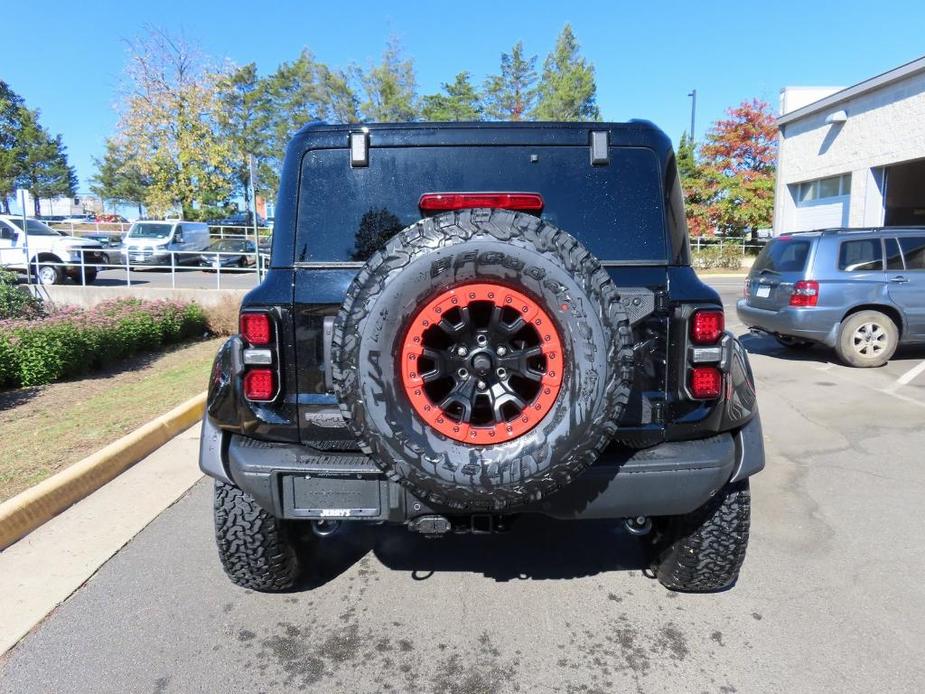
400;283;564;445
851;322;888;358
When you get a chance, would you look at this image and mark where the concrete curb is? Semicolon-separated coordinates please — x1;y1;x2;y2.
0;392;207;551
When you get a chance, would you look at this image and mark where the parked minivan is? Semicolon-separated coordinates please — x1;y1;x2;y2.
737;227;925;367
122;221;210;268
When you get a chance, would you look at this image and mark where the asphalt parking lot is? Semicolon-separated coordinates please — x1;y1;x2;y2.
2;277;925;693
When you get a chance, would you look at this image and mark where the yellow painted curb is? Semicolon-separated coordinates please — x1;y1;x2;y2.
0;391;207;551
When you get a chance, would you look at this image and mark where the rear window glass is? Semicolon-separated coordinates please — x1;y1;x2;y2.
752;238;811;273
295;146;667;263
899;236;925;270
839;239;883;272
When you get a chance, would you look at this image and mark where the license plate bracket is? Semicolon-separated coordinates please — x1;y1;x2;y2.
281;474;382;519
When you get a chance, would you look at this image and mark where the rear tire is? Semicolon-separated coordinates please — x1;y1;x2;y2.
213;481;301;591
835;310;898;368
652;479;751;592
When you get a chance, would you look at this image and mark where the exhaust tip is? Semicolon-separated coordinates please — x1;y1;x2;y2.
623;516;652;536
312;519;341;537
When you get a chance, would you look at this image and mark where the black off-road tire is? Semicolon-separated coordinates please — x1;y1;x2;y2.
213;481;301;591
835;310;898;368
332;208;634;510
653;479;751;592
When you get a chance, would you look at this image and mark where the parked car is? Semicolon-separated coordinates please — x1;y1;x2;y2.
210;211;267;228
94;213;128;223
200;121;765;594
737;227;925;367
60;214;97;224
199;238;258;270
122;220;210;268
0;215;105;284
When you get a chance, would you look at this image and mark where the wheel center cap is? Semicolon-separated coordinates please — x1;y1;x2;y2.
471;353;493;376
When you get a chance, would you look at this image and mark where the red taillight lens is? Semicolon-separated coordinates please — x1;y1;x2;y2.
690;310;725;344
243;369;275;401
240;312;271;345
690;366;722;399
789;280;819;307
418;192;544;212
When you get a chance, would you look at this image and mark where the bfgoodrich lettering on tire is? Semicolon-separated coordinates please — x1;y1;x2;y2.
331;208;634;510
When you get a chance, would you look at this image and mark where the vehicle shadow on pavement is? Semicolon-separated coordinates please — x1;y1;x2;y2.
739;332;925;365
298;517;650;589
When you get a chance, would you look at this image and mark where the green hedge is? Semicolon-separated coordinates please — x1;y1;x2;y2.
0;269;44;320
0;298;206;388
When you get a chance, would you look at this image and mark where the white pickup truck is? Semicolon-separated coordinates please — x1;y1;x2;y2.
0;215;105;284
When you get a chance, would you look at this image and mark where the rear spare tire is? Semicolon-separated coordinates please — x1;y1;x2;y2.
332;208;634;509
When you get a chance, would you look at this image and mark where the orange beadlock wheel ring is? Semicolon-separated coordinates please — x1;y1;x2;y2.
400;283;565;445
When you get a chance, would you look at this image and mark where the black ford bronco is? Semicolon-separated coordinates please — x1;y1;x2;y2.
199;121;764;593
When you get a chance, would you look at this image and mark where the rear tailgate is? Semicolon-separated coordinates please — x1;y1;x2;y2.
746;236;815;309
291;141;672;443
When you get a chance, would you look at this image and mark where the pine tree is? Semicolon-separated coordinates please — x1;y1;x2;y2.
482;42;537;121
533;25;600;121
360;37;418;122
16;109;77;216
90;139;149;216
0;81;26;213
421;72;482;121
216;63;275;205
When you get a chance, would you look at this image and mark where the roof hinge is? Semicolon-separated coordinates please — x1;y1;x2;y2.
590;130;609;165
350;130;369;167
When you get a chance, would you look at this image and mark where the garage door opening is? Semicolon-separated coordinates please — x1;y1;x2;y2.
885;159;925;226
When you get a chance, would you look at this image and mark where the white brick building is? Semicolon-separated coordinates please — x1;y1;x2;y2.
774;55;925;234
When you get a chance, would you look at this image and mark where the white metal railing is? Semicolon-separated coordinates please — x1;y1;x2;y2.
48;222;273;239
3;247;267;290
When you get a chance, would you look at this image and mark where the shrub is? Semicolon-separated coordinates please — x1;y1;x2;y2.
202;295;242;336
0;298;208;388
692;244;742;270
0;269;44;320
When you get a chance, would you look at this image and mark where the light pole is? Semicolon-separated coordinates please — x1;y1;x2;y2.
688;89;697;141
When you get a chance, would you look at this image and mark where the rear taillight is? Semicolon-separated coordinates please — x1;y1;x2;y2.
789;280;819;307
690;310;725;344
243;369;275;401
418;192;544;212
240;310;277;401
240;312;272;345
690;366;722;399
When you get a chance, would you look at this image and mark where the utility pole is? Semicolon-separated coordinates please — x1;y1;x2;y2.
248;155;261;281
688;89;697;141
20;189;31;287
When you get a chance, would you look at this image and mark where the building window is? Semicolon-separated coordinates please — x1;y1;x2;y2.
798;174;852;204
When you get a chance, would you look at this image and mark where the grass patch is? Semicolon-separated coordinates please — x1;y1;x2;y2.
0;337;223;502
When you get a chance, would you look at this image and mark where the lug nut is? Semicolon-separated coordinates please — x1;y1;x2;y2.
477;380;487;390
457;346;468;357
496;346;507;356
458;368;469;379
496;367;507;378
476;335;487;345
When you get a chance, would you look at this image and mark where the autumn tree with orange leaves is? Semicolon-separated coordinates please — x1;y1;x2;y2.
681;99;778;239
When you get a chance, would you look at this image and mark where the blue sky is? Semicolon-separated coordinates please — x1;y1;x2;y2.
3;0;924;193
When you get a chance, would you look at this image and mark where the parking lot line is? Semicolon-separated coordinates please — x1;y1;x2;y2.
894;359;925;387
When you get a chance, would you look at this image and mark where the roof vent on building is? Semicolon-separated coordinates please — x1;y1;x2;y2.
825;110;848;125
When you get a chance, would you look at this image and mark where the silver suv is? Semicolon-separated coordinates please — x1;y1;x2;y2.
737;227;925;367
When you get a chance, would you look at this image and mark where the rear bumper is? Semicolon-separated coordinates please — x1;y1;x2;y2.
199;414;764;522
736;300;840;346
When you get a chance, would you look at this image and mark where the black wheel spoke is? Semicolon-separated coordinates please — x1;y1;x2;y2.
408;284;560;436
